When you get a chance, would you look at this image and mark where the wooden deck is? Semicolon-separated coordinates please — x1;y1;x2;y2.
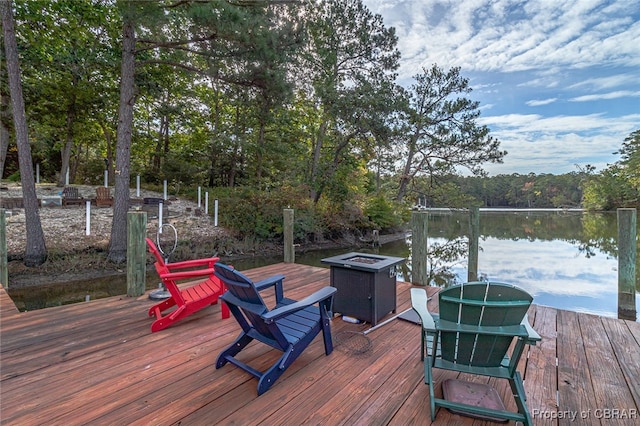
1;263;639;425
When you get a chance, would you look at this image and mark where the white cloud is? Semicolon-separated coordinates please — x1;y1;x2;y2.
366;0;640;79
478;113;640;174
364;0;640;175
569;90;640;102
568;73;640;91
526;98;557;107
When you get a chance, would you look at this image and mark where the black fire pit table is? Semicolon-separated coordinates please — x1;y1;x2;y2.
321;252;405;326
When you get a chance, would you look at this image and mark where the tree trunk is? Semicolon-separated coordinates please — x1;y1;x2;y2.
0;118;8;180
108;18;136;263
255;121;265;185
58;87;77;186
309;119;327;202
97;119;115;184
396;132;419;202
0;88;10;179
1;0;47;266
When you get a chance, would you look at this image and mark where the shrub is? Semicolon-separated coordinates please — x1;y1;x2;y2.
364;195;403;231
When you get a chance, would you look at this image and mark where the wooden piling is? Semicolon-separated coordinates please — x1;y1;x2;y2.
411;211;429;286
468;206;479;282
617;208;637;320
283;208;295;263
372;229;380;247
127;211;147;297
0;209;7;288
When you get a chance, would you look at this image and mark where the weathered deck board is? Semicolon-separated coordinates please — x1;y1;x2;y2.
1;264;639;425
579;314;639;426
0;282;19;319
523;305;559;426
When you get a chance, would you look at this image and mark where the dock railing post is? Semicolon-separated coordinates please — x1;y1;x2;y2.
127;211;147;297
468;206;479;282
617;208;637;320
0;209;7;288
411;211;429;286
284;208;294;263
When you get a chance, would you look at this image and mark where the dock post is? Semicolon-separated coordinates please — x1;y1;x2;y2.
283;208;295;263
468;206;479;282
214;199;218;227
411;211;429;286
0;209;7;288
617;208;637;320
127;211;147;297
85;200;91;236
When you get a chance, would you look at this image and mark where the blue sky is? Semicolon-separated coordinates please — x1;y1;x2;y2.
364;0;640;175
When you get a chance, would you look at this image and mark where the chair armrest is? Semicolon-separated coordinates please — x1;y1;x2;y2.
410;288;436;331
262;287;337;323
166;257;218;270
160;268;215;281
255;274;285;290
255;274;285;302
521;314;541;343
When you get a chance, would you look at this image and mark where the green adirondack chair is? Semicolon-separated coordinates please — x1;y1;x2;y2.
411;282;541;425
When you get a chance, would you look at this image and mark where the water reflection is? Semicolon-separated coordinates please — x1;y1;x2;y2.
280;211;639;321
9;211;638;320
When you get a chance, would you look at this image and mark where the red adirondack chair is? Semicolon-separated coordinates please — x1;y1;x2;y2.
146;238;229;332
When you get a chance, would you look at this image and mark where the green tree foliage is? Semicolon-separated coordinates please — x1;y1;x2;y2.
582;130;640;211
616;129;640;190
454;172;586;209
582;165;637;210
12;0;119;185
302;0;400;203
396;65;506;202
363;195;403;231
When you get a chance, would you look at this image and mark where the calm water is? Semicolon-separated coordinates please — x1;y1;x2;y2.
10;210;639;320
234;210;639;321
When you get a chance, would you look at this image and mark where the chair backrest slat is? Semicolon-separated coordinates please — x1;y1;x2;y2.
146;238;166;265
214;264;288;348
438;282;532;367
63;187;80;199
155;262;185;303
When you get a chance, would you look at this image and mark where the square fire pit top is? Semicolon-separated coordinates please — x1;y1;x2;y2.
321;252;405;272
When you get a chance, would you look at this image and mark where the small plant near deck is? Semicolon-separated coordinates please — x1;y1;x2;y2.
363;195;403;231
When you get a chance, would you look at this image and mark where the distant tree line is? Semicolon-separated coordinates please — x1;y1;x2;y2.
406;129;640;211
455;172;585;208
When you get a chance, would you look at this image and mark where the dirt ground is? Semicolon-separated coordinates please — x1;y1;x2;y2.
2;183;237;288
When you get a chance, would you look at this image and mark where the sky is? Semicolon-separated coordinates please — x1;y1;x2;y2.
363;0;640;175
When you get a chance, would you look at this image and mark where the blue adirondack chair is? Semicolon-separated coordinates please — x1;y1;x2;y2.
411;282;541;425
213;263;337;395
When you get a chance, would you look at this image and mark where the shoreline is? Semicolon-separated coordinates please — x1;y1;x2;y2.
5;231;410;290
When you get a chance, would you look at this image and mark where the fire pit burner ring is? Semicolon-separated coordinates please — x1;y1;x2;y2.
347;256;381;264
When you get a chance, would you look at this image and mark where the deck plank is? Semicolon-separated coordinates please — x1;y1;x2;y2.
601;317;640;410
1;264;639;425
556;310;602;426
579;313;638;425
524;305;559;425
0;283;20;318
